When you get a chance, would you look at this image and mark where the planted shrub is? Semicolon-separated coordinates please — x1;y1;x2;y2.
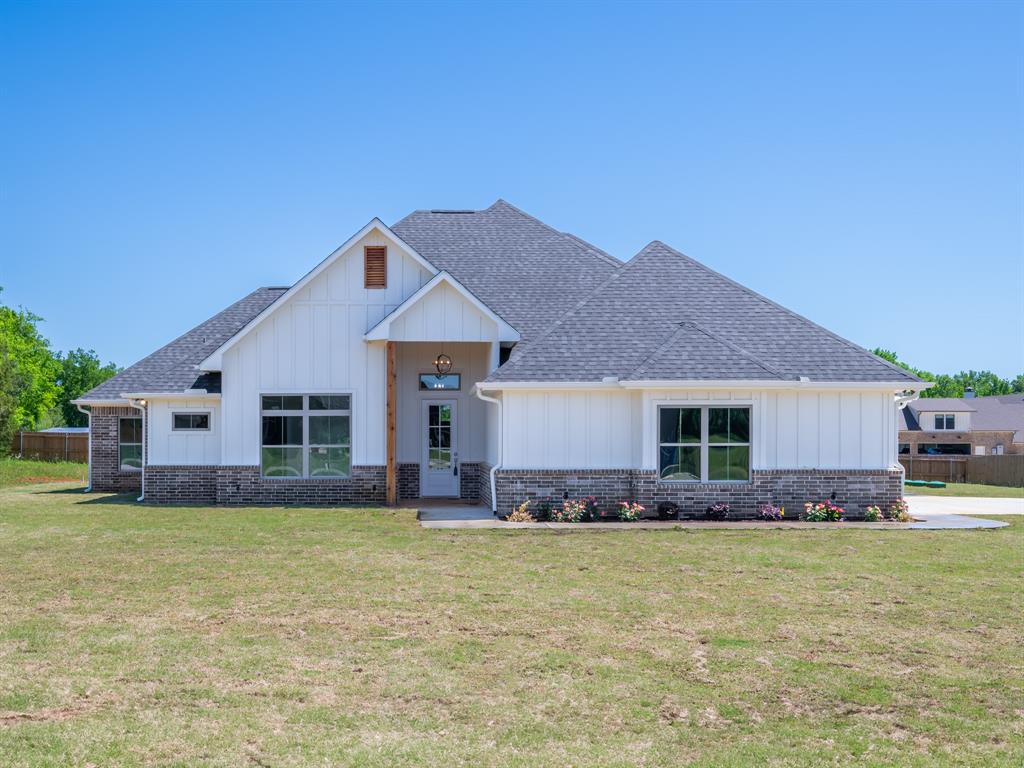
886;499;912;522
705;502;731;521
863;505;882;522
551;499;586;523
657;501;680;521
618;501;644;522
802;500;844;522
756;504;784;521
580;496;599;522
507;500;534;523
534;496;554;522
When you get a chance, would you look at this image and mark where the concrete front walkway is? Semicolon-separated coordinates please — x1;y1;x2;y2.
417;500;1012;530
905;494;1023;517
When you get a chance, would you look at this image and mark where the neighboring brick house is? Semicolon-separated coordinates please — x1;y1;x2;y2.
74;200;926;517
899;393;1024;457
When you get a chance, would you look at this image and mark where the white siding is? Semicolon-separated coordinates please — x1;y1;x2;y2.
501;389;643;469
147;398;221;466
220;229;433;466
388;282;500;342
500;387;898;472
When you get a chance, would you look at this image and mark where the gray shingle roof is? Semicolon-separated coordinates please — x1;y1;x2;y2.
392;200;620;343
79;287;286;400
907;398;977;412
488;240;921;384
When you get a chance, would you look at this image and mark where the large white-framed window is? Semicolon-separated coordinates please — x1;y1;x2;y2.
172;412;211;431
933;413;955;430
658;405;751;483
119;417;143;471
260;394;351;478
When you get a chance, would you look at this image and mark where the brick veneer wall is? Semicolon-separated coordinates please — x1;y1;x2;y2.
459;462;483;501
90;406;142;493
146;465;217;504
397;463;419;501
212;466;387;505
493;468;904;520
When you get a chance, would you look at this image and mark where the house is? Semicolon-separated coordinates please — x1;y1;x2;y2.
899;392;1024;456
73;200;926;516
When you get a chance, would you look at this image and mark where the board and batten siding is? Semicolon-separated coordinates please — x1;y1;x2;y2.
388;282;500;343
501;388;900;472
146;399;221;466
501;390;643;469
219;230;434;467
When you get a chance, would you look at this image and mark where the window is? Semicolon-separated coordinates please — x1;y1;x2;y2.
119;417;142;471
933;413;955;430
172;412;210;431
418;373;461;391
261;395;351;478
364;246;386;289
659;406;750;483
898;443;910;455
916;443;970;456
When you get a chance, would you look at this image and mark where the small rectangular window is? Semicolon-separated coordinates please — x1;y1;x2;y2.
418;374;461;391
898;443;910;455
364;246;387;289
933;414;955;430
172;413;210;431
119;417;142;471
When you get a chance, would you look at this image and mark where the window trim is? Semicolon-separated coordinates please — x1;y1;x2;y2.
171;411;212;432
655;403;753;484
933;413;955;431
259;393;353;479
118;416;143;473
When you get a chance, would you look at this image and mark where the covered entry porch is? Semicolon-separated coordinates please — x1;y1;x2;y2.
364;270;517;505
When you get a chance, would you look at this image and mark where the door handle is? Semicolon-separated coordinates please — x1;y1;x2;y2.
453;453;459;476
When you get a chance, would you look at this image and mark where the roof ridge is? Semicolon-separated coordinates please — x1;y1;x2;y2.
636;241;923;383
502;254;640;367
627;321;788;380
488;199;622;267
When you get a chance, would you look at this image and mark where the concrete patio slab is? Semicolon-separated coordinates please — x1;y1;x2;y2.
905;494;1023;517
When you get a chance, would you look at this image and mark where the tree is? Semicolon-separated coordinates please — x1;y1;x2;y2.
871;347;1022;399
0;291;60;430
0;335;20;454
55;348;120;427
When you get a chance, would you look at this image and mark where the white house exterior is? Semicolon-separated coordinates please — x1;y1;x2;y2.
75;200;925;517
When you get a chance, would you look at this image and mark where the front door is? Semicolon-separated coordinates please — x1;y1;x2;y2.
421;400;458;497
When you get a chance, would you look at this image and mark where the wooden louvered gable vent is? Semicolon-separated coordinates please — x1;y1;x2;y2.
364;246;387;289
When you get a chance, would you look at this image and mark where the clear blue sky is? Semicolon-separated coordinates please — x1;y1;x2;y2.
2;1;1021;378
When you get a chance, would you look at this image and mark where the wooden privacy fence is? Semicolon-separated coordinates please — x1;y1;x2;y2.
900;455;1024;488
11;432;88;463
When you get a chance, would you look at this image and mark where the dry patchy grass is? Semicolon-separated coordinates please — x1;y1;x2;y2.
0;483;1021;766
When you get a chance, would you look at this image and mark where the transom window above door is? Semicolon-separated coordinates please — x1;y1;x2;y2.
260;394;351;478
658;405;750;483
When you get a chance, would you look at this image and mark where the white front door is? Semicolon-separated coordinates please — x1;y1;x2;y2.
421;400;458;497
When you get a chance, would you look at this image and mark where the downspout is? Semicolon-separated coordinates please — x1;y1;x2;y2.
75;404;93;492
127;398;147;503
473;386;501;515
894;389;923;493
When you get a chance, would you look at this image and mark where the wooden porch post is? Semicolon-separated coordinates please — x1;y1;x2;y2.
386;340;397;506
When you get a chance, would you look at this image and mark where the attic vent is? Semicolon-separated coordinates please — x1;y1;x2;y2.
364;246;387;289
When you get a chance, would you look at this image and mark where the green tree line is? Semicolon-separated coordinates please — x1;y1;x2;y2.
1;288;120;453
872;348;1024;398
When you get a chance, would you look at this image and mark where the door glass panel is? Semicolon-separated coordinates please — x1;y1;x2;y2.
426;405;453;471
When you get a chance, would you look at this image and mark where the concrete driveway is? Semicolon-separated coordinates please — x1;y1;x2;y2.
905;494;1023;517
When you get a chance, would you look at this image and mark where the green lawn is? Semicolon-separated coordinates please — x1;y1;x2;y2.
1;482;1021;767
0;457;86;488
905;482;1023;499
